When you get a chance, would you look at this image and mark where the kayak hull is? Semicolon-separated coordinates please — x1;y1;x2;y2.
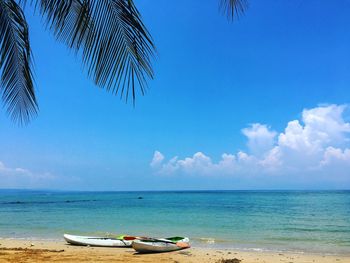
132;237;190;253
63;234;132;247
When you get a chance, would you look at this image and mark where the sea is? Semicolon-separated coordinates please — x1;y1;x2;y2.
0;190;349;254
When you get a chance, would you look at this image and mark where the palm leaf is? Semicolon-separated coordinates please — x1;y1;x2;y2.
0;0;38;125
29;0;155;103
219;0;248;20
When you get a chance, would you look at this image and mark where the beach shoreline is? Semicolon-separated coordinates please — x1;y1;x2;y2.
0;238;349;263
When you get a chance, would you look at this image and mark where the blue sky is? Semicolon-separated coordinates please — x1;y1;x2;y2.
1;0;350;190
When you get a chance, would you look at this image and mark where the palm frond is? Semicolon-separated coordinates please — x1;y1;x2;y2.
31;0;155;103
219;0;248;20
0;0;38;125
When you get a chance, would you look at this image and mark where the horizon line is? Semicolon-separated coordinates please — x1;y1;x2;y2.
0;188;349;193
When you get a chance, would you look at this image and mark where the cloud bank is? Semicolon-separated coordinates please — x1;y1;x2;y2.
151;104;350;182
0;161;57;188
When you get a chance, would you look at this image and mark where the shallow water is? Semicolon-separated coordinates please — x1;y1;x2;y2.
0;190;349;254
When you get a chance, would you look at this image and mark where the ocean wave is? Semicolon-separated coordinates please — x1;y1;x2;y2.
282;227;350;233
0;200;99;205
193;237;234;244
198;237;216;244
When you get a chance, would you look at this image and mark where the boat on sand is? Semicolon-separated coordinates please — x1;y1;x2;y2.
63;233;136;247
132;236;190;253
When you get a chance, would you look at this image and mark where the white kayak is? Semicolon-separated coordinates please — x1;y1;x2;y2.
132;237;190;253
63;234;135;247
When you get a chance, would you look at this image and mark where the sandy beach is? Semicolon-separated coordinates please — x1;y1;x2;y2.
0;238;348;263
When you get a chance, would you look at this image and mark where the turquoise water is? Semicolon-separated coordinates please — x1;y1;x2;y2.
0;190;349;254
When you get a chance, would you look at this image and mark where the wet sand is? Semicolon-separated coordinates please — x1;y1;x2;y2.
0;238;349;263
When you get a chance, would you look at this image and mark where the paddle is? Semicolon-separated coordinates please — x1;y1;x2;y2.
139;237;188;245
123;236;137;240
122;235;190;246
113;235;145;241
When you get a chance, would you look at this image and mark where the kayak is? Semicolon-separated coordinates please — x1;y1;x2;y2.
132;236;190;253
63;234;136;247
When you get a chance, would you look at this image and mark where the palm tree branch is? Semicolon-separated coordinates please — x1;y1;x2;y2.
219;0;248;20
0;0;38;124
30;0;155;103
84;0;154;102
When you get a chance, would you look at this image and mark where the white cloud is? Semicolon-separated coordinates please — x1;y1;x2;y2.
150;151;165;168
0;161;56;188
151;104;350;182
278;105;350;153
242;123;276;156
321;147;350;167
0;161;54;179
